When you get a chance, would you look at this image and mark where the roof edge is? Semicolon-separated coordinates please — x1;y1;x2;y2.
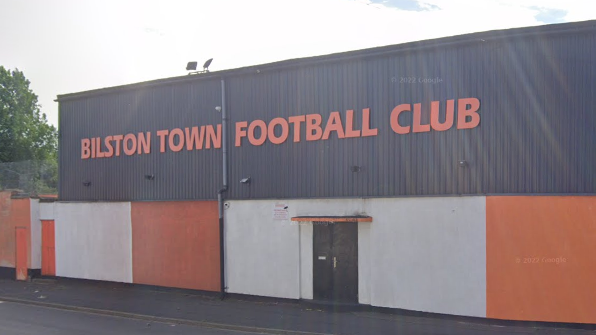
56;20;596;102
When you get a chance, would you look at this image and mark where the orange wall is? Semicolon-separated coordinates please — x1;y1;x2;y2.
0;192;31;268
487;196;596;324
131;201;220;291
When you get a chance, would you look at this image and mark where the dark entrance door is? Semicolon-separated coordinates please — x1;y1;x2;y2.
313;222;358;303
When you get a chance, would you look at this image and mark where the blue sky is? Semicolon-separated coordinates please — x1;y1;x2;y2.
0;0;593;127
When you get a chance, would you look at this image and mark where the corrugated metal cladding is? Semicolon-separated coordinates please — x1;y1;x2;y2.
59;22;596;201
59;81;222;201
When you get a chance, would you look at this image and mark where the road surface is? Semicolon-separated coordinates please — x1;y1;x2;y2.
0;300;253;335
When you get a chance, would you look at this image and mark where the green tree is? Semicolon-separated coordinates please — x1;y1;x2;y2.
0;66;57;162
0;66;58;192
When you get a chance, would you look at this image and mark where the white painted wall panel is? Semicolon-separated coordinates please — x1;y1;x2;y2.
54;202;132;283
225;201;300;299
39;202;55;220
367;197;486;317
291;199;367;217
225;198;373;301
299;224;313;299
30;199;41;269
357;222;371;305
227;197;486;318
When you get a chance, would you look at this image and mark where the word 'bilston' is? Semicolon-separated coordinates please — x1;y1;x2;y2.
81;125;221;159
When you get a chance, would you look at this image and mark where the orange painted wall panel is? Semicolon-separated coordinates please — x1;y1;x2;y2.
487;196;596;324
0;192;31;268
131;201;220;291
42;220;56;276
15;227;28;280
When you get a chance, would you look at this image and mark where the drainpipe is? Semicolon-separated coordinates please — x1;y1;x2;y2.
218;78;228;300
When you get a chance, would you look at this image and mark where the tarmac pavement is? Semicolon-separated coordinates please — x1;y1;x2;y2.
0;278;593;335
0;301;248;335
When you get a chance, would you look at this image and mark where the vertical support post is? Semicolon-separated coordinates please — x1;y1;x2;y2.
218;78;228;300
221;79;228;191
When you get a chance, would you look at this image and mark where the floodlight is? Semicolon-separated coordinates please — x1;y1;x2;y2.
186;61;198;71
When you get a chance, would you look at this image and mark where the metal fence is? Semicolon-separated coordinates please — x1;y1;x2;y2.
0;160;58;195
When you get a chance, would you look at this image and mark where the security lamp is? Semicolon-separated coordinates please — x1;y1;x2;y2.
240;177;251;184
145;174;155;180
458;160;468;167
82;181;91;187
215;106;222;112
350;165;361;173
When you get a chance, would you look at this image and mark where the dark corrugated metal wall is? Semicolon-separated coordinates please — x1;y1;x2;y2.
59;30;596;201
59;80;222;201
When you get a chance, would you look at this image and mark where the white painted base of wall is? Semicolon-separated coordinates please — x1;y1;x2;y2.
225;197;486;318
299;223;313;300
225;201;301;299
54;202;132;283
39;202;54;220
46;197;486;318
366;197;486;317
30;199;41;269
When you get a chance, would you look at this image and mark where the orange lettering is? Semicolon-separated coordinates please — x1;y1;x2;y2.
430;100;454;131
413;103;430;133
322;112;345;140
96;137;105;158
268;118;289;145
390;104;411;134
248;120;267;146
306;114;322;141
457;98;481;129
206;125;221;149
81;139;91;159
288;115;306;142
104;136;114;158
344;110;361;138
123;134;137;156
361;108;378;137
235;122;248;147
169;128;184;152
91;137;96;158
185;126;205;150
112;135;123;156
137;132;151;154
156;130;168;153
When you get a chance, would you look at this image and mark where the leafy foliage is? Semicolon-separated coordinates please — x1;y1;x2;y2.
0;66;58;193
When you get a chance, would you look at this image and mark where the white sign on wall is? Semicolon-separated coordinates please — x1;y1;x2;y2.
273;203;289;220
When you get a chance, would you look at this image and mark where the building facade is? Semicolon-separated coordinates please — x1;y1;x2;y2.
41;21;596;324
